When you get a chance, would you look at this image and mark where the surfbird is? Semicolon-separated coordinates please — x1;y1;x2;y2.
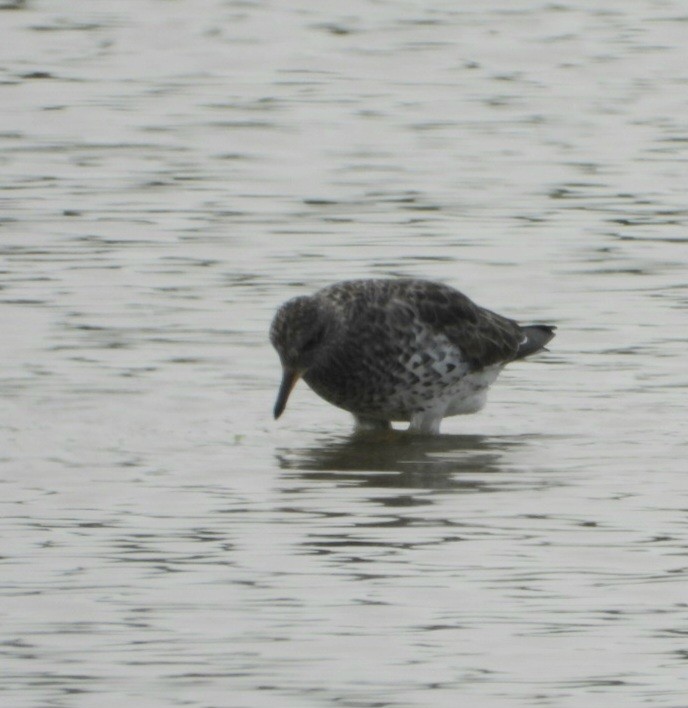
270;279;555;434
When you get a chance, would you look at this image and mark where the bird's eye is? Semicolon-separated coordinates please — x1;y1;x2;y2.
302;330;323;352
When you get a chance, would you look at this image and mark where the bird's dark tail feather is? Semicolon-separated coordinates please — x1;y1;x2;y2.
515;325;556;359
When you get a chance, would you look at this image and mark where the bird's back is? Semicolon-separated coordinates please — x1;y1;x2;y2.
316;278;526;367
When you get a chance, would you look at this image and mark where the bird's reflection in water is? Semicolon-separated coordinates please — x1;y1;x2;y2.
276;430;524;493
275;433;550;562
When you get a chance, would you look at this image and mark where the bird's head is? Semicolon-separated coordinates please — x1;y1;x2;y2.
269;295;336;419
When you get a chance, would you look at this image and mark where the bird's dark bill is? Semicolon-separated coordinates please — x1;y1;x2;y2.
273;368;301;419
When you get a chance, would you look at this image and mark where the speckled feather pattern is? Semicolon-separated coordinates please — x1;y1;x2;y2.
270;279;555;433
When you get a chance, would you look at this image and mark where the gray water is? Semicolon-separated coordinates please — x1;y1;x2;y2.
2;1;688;706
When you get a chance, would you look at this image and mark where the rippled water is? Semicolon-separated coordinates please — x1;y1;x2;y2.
2;1;688;706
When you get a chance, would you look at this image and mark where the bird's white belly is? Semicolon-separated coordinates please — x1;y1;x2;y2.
390;364;503;434
390;330;501;415
386;358;504;421
443;366;503;416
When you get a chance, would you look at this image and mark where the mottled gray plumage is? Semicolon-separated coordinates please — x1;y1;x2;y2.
270;279;555;434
